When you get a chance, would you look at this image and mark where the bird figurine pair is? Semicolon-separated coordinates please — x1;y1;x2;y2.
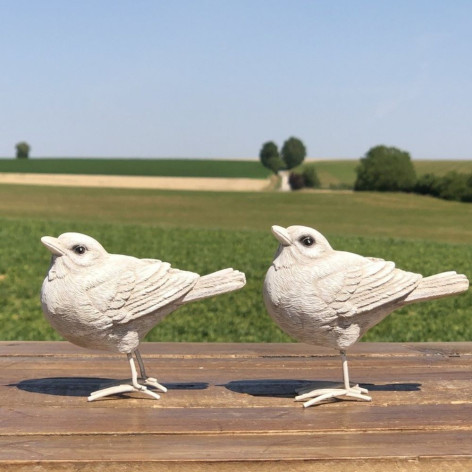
40;226;469;406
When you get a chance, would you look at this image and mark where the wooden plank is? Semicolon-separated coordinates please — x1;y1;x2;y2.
0;431;471;462
1;343;470;373
1;364;469;391
2;357;470;388
1;341;471;358
2;357;470;379
1;404;471;435
1;459;472;472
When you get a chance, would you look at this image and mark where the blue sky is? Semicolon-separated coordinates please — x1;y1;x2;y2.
1;1;471;159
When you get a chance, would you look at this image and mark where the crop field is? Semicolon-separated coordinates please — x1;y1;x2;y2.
413;160;472;176
2;158;472;189
0;158;271;179
1;184;471;242
305;160;358;188
0;183;470;344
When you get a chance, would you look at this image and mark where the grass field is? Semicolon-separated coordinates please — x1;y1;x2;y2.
0;158;271;179
414;160;472;176
1;184;471;242
0;183;470;344
307;160;358;188
301;159;472;189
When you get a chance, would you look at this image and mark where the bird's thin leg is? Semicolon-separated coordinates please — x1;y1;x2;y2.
340;350;371;399
134;349;167;392
135;349;147;378
129;352;140;387
341;350;351;390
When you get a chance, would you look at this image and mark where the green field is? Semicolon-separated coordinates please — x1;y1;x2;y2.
1;184;470;242
2;157;472;190
414;160;472;176
301;159;472;189
0;158;271;179
0;183;470;344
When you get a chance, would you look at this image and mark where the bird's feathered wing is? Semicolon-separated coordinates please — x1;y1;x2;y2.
321;255;422;317
87;257;199;324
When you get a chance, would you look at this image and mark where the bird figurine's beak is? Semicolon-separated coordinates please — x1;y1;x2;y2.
271;225;292;246
41;236;65;256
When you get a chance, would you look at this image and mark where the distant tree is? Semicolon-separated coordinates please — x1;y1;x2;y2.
413;171;472;203
354;145;416;192
287;166;321;191
464;174;472;202
281;137;306;169
288;171;305;190
259;141;283;174
414;173;442;197
435;171;471;201
16;142;30;159
302;165;320;188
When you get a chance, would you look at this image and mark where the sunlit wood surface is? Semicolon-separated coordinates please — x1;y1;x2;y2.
1;341;471;471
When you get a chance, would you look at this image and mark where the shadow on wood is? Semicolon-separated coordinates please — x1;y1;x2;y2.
224;379;421;397
12;377;208;397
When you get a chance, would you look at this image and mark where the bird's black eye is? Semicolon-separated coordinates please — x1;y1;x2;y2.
300;236;315;247
73;245;86;255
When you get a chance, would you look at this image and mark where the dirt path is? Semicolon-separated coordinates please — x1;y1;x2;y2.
0;173;271;192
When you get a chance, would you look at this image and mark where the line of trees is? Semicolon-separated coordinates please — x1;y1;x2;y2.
414;171;472;202
355;145;472;203
259;141;471;201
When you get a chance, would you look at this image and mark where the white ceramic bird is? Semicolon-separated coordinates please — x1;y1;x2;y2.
263;225;469;407
41;232;246;401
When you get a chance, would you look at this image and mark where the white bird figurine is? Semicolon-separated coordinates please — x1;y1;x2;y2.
263;225;469;407
41;232;246;401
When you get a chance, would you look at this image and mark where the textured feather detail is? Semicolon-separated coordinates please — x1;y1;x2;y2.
87;270;134;316
401;271;469;305
179;268;246;304
121;273;198;322
108;271;134;310
332;259;421;316
103;258;199;324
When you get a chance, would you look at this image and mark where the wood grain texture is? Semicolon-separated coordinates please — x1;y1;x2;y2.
1;341;471;470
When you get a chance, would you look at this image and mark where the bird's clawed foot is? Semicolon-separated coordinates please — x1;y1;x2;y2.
87;382;161;402
87;350;167;401
142;376;167;392
295;384;371;407
295;350;372;407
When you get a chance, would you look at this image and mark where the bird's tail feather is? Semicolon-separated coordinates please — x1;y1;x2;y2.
180;268;246;304
402;271;469;305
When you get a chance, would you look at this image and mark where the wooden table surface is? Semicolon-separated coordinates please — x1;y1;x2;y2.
1;341;471;471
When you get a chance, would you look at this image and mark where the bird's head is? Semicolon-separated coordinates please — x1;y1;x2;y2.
270;225;333;268
41;232;108;274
